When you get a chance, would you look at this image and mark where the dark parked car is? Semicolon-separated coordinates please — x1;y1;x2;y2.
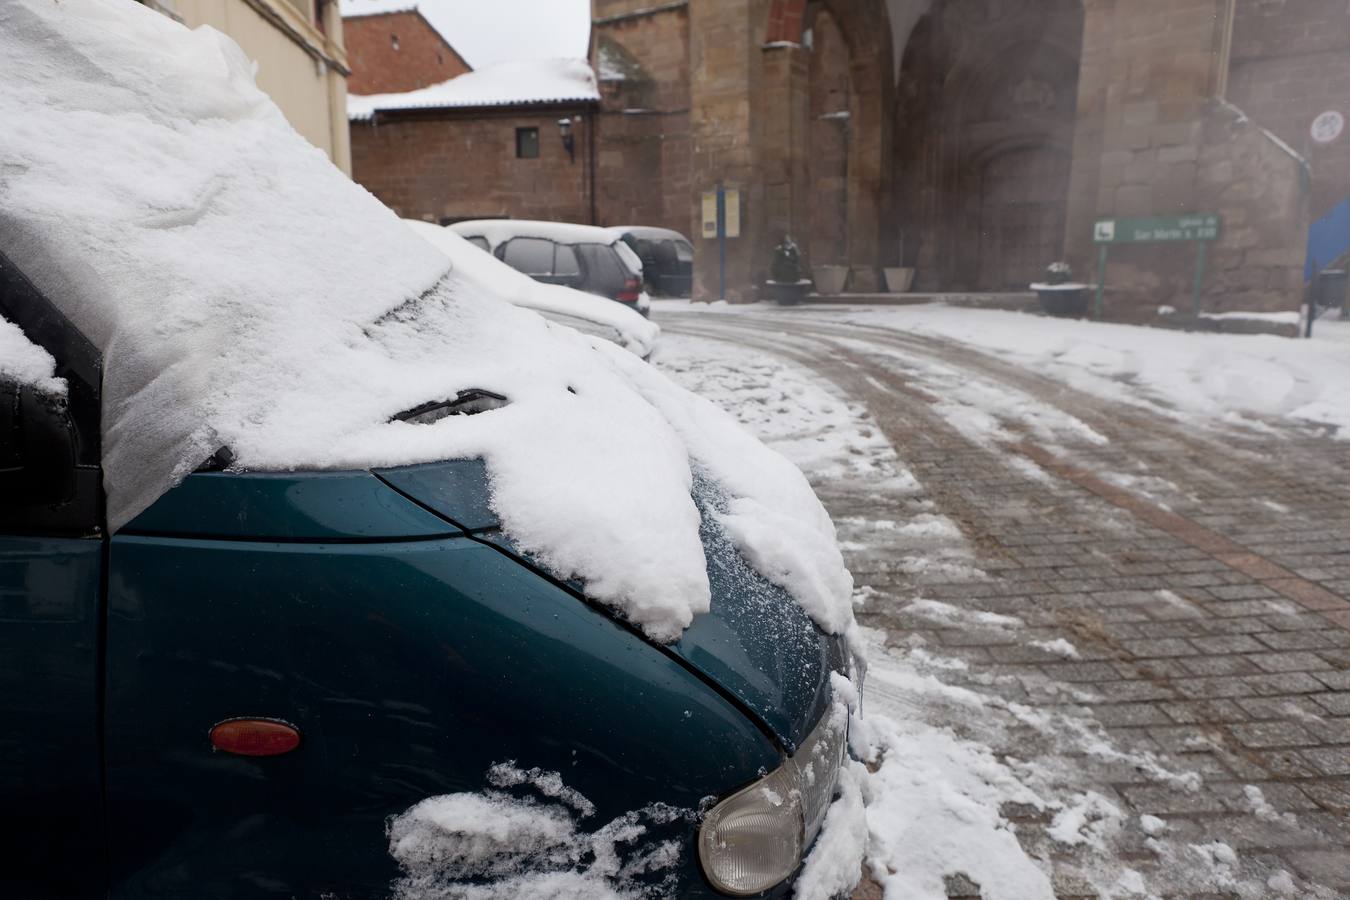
0;248;848;899
451;220;651;317
610;226;695;298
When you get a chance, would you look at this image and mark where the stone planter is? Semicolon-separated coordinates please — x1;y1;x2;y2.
766;279;812;306
812;264;849;296
883;266;915;293
1031;282;1090;318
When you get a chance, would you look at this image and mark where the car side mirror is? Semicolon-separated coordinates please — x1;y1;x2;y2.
0;378;77;507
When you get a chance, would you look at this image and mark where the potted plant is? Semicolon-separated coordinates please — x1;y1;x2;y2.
765;235;812;305
1031;261;1089;317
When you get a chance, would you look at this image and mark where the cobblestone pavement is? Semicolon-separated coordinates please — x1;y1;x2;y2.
660;308;1350;898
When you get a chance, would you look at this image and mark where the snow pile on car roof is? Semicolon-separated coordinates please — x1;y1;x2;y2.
0;0;853;646
0;314;64;396
451;219;618;248
348;58;598;120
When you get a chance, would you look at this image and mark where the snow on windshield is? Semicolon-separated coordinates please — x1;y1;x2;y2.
0;315;65;396
0;0;853;646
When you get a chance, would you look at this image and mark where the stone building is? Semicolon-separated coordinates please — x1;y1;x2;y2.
593;0;1345;313
140;0;352;174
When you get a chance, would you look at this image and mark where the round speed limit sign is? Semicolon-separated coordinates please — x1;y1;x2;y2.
1311;110;1345;145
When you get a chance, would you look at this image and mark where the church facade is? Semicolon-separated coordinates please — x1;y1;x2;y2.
592;0;1350;314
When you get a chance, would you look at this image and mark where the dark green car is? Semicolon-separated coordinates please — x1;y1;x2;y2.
0;250;849;898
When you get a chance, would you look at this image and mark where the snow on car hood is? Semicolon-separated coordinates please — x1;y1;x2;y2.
403;219;660;358
0;0;855;646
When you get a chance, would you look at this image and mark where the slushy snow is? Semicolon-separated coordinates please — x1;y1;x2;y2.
0;0;855;646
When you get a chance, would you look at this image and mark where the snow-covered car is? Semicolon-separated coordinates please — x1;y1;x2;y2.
609;225;696;298
451;218;653;317
0;2;860;899
403;218;659;358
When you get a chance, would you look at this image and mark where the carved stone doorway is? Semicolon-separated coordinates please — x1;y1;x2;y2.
977;145;1070;291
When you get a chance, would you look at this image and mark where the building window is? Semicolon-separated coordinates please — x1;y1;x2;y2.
516;127;540;159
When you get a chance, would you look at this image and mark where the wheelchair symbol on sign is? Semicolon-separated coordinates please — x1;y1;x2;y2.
1094;220;1116;243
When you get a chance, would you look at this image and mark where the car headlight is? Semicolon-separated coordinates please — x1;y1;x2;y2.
698;701;847;895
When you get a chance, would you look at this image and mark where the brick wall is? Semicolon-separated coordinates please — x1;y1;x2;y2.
1227;0;1350;219
344;10;470;95
350;106;595;224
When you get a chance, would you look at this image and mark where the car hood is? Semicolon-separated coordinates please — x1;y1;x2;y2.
376;461;843;751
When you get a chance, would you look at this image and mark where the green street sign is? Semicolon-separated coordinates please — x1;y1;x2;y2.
1093;214;1221;244
1091;214;1222;321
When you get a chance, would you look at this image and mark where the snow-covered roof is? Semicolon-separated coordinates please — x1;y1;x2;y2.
338;0;418;19
348;57;598;119
0;0;853;647
450;219;619;249
403;219;659;357
0;314;65;396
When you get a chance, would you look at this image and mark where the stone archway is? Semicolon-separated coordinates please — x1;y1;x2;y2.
893;0;1084;291
977;144;1072;290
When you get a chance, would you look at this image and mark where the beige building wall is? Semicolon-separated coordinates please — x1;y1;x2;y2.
158;0;352;174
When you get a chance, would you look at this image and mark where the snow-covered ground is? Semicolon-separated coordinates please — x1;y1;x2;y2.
652;335;914;490
655;330;1339;900
656;300;1350;440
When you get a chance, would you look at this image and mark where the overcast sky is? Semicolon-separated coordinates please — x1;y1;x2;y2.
341;0;592;69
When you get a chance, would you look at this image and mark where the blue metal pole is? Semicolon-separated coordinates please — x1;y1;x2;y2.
1095;244;1108;321
716;183;726;301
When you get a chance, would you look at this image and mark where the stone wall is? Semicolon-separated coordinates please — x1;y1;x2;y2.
1196;102;1309;314
592;1;692;234
689;0;763;300
349;107;595;224
1227;0;1350;219
1064;0;1307;316
344;11;469;96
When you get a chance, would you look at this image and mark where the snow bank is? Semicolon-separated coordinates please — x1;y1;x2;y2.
0;0;853;645
817;304;1350;437
348;57;598;120
858;715;1057;900
0;315;64;396
404;220;659;358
